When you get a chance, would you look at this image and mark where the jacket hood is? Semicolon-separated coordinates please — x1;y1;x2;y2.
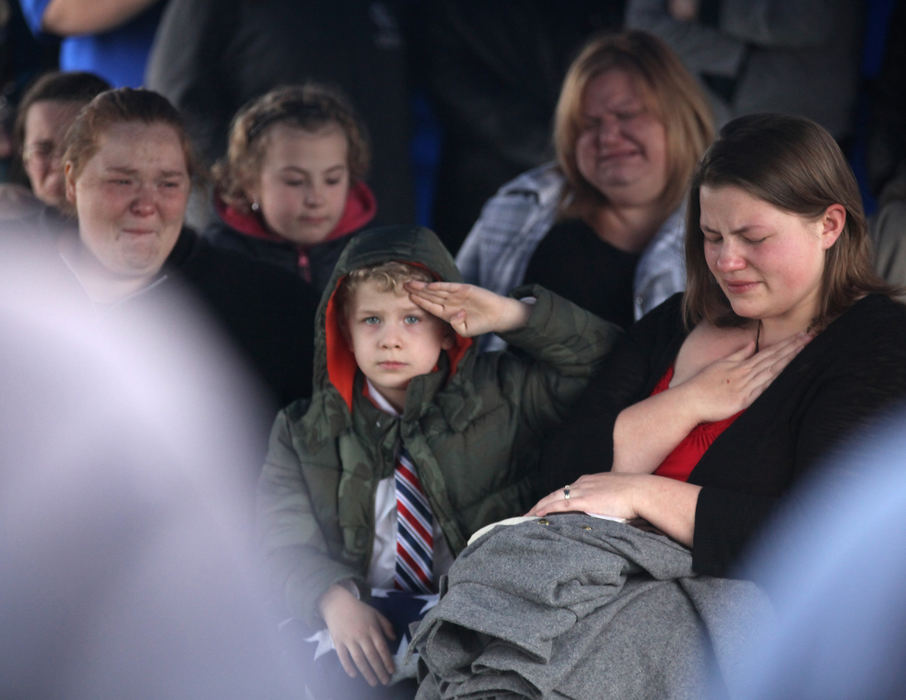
315;225;472;414
213;180;377;247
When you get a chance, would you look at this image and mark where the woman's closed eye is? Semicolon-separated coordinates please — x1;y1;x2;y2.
24;142;55;160
615;108;644;121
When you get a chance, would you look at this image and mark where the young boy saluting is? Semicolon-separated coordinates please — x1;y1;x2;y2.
258;225;620;694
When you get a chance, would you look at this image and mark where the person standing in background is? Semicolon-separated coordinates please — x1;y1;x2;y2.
145;0;413;228
408;1;626;252
18;0;165;87
626;0;861;144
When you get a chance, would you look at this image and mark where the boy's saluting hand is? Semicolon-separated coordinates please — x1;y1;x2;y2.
406;281;531;337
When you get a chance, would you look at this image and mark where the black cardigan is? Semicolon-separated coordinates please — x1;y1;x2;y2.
160;228;319;409
537;293;906;577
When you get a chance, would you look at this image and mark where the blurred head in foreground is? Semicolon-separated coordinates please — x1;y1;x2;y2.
0;247;300;698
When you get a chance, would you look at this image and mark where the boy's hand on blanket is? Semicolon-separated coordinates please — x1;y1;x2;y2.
319;584;396;686
406;280;531;336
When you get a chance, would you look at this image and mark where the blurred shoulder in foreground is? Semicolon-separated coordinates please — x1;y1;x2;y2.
720;404;906;699
0;241;302;698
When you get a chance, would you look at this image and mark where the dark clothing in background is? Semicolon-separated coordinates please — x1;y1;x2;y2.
408;0;625;251
867;0;906;198
205;214;353;296
524;217;639;329
162;228;318;409
626;0;862;142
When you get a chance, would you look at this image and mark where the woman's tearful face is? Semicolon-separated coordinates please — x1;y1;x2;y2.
66;120;190;281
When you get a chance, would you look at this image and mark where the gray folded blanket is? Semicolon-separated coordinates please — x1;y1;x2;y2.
410;514;772;699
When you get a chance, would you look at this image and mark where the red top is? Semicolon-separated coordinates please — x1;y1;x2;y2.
650;365;744;482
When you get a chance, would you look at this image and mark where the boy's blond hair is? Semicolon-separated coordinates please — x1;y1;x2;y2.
336;261;434;321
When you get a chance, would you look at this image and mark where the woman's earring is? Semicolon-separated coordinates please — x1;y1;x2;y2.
251;200;260;212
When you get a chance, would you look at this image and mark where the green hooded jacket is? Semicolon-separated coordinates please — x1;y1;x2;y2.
257;225;622;627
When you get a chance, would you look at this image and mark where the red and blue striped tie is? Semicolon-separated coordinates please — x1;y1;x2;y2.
394;448;434;593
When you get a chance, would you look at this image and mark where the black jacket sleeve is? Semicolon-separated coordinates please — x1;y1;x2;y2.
532;294;685;496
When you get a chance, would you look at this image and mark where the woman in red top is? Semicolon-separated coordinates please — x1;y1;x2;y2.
531;113;906;574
